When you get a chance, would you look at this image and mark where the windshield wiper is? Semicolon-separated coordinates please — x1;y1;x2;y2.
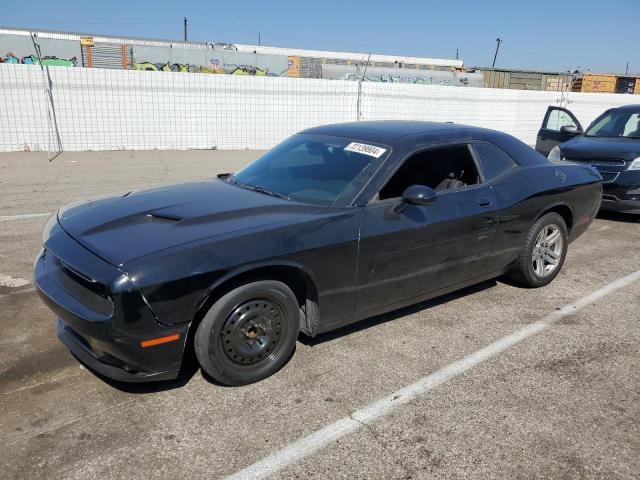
247;184;286;199
226;174;286;199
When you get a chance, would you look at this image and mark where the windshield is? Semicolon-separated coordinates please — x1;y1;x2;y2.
229;134;390;206
585;110;640;138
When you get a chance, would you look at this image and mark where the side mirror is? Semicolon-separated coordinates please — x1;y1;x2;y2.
394;185;437;213
560;125;581;135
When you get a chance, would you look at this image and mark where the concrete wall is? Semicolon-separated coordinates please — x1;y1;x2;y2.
0;63;635;152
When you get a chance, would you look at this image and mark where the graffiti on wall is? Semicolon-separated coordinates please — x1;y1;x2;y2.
1;53;77;67
344;72;456;86
199;57;270;76
132;59;270;76
133;61;190;72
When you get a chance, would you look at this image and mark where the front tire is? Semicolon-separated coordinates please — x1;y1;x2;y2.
194;280;300;386
509;212;568;288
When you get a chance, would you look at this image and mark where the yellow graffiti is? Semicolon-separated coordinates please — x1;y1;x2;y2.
133;61;158;71
199;66;225;74
133;61;190;72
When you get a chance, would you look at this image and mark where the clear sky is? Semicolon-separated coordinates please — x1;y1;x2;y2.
2;0;638;74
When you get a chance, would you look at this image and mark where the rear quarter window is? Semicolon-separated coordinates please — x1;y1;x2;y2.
473;143;517;181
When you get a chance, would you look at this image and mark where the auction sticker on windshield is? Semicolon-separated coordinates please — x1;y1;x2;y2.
344;142;387;158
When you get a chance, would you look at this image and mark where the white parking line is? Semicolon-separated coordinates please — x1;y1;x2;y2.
226;269;640;480
0;213;51;222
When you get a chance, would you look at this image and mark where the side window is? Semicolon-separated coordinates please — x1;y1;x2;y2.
544;109;577;131
473;143;516;181
623;113;640;137
378;145;481;200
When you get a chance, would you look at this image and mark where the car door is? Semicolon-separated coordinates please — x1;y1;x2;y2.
354;145;499;316
535;106;584;156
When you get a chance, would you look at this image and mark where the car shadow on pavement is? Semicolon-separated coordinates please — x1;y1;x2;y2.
80;277;526;391
596;211;640;223
72;344;201;394
299;279;498;347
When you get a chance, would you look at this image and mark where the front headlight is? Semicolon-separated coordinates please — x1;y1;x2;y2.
547;146;562;162
42;212;58;245
628;156;640;170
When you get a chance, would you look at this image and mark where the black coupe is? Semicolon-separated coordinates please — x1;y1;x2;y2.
535;104;640;214
35;121;601;385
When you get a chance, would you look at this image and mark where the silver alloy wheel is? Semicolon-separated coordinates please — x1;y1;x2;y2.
531;223;563;278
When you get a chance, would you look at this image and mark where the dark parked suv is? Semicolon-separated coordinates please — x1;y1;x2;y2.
535;104;640;214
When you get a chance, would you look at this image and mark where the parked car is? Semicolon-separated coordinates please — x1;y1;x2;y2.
35;121;602;386
535;104;640;214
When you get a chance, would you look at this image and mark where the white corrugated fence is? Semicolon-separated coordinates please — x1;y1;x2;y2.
0;63;635;153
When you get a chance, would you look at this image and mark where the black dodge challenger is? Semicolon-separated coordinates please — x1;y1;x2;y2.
35;121;602;386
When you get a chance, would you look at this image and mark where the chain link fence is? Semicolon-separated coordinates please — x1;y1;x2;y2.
0;63;634;156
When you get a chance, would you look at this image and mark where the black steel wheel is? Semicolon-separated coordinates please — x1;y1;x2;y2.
220;299;286;365
195;280;299;385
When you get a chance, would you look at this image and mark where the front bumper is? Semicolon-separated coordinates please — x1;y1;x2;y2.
601;170;640;213
56;319;179;382
35;224;189;383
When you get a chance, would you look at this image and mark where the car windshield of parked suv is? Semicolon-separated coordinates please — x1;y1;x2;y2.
229;133;390;206
585;111;640;138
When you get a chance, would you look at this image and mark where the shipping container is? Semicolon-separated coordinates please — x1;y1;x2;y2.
572;74;617;93
478;68;571;92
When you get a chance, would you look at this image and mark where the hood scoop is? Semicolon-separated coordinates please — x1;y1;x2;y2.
145;212;183;222
81;210;183;237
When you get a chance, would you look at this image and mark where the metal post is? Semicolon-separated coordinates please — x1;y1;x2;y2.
492;38;502;68
30;32;62;160
184;17;188;42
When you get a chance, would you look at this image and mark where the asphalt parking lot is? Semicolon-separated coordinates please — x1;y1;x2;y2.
1;150;639;479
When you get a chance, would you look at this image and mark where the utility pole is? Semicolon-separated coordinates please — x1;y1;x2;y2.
258;32;261;46
456;48;459;60
626;62;629;75
492;38;502;68
183;17;188;42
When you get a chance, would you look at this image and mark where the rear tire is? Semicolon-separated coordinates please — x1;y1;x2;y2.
509;212;568;288
194;280;299;386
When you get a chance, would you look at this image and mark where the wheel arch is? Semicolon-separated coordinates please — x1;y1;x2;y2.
189;261;320;345
535;202;574;233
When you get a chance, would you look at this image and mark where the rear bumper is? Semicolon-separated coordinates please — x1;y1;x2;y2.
35;225;189;383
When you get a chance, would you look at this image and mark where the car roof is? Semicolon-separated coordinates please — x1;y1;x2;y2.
610;104;640;113
300;120;485;144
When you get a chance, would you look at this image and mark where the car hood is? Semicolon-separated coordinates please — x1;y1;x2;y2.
561;136;640;160
58;179;324;266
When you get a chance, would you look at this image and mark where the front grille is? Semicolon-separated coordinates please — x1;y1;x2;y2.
599;171;620;183
52;255;109;299
46;250;114;317
564;155;626;167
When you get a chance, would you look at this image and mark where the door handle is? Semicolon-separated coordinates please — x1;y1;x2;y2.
477;197;493;207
